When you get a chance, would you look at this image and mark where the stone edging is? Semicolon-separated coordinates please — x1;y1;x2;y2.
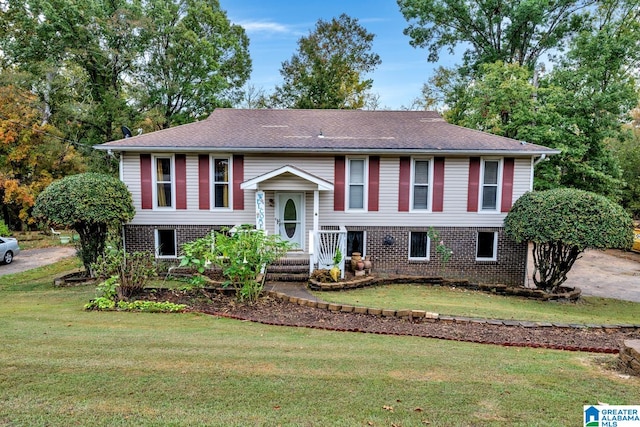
619;340;640;375
309;275;582;301
263;289;640;354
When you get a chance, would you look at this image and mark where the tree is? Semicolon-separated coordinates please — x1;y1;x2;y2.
452;61;537;139
0;84;86;230
0;0;145;145
135;0;251;128
1;0;250;143
398;0;594;70
272;14;381;109
533;17;640;199
422;3;640;201
32;173;135;274
504;188;633;292
610;109;640;218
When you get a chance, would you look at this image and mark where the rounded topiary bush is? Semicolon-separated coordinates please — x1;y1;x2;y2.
33;173;135;274
504;188;633;292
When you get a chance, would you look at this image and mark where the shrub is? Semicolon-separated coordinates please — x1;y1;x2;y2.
93;248;157;299
0;219;10;236
32;173;135;275
504;188;634;292
179;225;292;302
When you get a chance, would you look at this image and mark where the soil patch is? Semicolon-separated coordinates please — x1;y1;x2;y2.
143;288;639;354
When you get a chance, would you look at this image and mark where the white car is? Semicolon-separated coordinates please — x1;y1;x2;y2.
0;236;20;264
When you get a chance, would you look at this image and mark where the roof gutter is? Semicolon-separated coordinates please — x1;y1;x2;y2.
93;145;561;157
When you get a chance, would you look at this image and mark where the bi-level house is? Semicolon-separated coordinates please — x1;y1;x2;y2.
96;109;558;286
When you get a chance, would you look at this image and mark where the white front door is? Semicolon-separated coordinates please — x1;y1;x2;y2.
276;193;304;250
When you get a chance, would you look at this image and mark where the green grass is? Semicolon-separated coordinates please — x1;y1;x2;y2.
1;261;639;426
10;230;71;250
312;284;640;325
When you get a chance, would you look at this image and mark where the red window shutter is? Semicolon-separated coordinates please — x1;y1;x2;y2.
398;157;410;212
501;157;515;212
233;155;244;210
140;154;152;210
467;157;480;212
175;154;187;210
432;157;445;212
334;156;345;211
368;156;380;212
198;155;210;210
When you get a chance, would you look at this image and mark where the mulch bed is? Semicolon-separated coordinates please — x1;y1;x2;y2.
143;288;640;354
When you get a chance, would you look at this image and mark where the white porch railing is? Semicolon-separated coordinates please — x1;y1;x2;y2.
309;226;347;279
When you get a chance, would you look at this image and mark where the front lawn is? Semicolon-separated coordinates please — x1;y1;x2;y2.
1;261;639;426
312;284;640;325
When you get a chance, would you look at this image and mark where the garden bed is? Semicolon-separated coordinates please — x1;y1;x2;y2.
138;287;638;354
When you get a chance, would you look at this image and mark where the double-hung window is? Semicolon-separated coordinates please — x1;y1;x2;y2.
409;231;430;260
213;157;230;208
154;156;174;208
412;159;431;210
480;159;501;211
348;158;366;210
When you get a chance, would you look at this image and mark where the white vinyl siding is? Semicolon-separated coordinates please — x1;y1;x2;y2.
120;154;535;230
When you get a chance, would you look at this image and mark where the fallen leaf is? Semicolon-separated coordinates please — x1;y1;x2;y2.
273;406;281;410
382;405;394;412
414;407;423;412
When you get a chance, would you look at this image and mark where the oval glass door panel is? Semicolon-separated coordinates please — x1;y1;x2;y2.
284;198;297;238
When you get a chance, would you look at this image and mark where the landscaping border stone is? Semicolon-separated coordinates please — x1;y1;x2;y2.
308;274;582;301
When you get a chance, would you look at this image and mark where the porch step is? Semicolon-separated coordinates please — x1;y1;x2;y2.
266;257;310;282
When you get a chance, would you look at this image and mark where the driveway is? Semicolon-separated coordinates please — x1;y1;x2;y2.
0;246;77;278
528;248;640;302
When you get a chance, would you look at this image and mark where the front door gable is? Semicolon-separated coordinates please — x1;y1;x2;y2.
240;165;333;191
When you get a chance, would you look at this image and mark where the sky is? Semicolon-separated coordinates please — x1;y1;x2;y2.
220;0;461;109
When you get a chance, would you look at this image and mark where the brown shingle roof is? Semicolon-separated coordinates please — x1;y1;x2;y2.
97;109;559;155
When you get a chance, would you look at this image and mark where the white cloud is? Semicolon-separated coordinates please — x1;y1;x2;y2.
237;20;291;34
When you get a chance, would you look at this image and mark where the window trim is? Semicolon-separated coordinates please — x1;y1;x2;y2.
476;231;498;261
408;231;431;261
410;157;433;212
155;228;177;258
346;157;368;211
210;155;233;210
152;154;176;210
479;158;503;212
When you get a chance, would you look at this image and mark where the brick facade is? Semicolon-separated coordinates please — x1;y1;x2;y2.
346;226;527;286
126;224;527;286
124;224;231;254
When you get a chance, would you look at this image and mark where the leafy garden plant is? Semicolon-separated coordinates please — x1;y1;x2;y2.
427;227;453;273
179;225;292;302
92;247;157;299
